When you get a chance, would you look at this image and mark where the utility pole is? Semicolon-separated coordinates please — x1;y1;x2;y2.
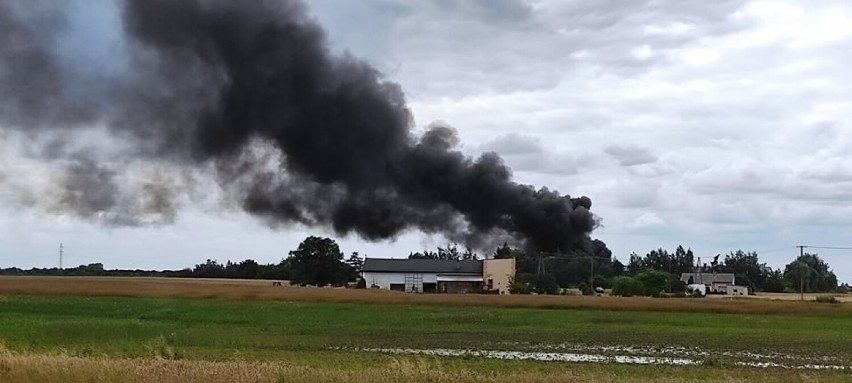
796;246;807;301
668;255;672;293
59;243;63;269
589;257;594;289
537;252;543;275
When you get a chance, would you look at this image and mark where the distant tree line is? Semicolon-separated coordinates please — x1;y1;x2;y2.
0;260;287;279
0;237;843;296
0;236;364;287
408;244;479;260
504;240;620;295
504;243;842;296
0;263;180;277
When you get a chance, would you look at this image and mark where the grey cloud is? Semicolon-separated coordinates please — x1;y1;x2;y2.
604;145;657;166
480;133;543;155
430;0;534;26
355;0;753;98
49;156;181;226
686;163;783;196
614;181;660;208
685;161;852;204
0;1;94;128
475;134;579;176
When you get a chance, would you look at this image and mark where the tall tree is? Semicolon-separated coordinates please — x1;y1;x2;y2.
345;252;364;272
192;259;225;278
783;253;837;293
288;236;351;287
723;250;766;292
785;260;812;300
345;252;364;281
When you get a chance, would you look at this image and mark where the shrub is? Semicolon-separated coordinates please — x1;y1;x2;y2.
636;270;669;297
578;282;594;296
593;275;611;289
531;273;560;295
670;278;687;294
611;276;644;297
509;274;534;295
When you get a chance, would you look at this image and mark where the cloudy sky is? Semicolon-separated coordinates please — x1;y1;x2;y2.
1;0;851;282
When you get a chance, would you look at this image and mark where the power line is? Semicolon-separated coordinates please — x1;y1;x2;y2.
801;246;852;251
754;246;795;254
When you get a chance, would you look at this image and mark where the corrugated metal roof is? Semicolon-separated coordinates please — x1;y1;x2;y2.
362;258;483;274
679;273;735;284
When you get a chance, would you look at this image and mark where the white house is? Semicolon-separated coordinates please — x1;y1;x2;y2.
362;258;515;294
680;273;735;294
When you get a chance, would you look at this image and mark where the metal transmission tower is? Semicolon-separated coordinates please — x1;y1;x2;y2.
59;243;64;269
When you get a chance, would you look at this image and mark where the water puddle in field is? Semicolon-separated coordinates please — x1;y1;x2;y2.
349;346;849;370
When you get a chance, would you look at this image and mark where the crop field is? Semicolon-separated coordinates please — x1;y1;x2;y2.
0;277;850;382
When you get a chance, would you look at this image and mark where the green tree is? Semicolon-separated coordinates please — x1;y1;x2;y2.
461;247;478;260
345;252;364;282
508;273;534;294
723;250;767;292
763;269;786;292
192;259;225;278
437;244;461;260
288;236;350;287
784;253;837;293
578;281;593;296
493;243;514;259
785;260;812;299
531;273;560;295
225;259;260;279
636;269;669;297
345;252;364;272
611;276;644;297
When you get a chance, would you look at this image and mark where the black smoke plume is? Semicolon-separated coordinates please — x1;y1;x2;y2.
0;0;598;253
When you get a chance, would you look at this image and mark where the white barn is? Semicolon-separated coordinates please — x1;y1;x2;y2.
361;258;515;294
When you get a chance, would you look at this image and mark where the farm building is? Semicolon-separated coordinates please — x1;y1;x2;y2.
679;273;735;294
727;285;748;296
361;258;515;294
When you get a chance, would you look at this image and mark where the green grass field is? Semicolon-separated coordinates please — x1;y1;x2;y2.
1;294;850;356
0;293;850;382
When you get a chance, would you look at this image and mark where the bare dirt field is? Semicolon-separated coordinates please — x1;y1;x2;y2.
1;276;849;315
